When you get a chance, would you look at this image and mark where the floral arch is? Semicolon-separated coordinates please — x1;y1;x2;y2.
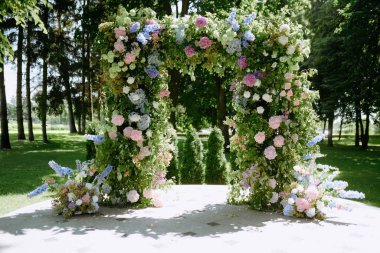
64;7;363;219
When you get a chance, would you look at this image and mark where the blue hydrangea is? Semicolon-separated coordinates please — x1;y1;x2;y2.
130;22;140;33
145;65;159;78
283;204;294;216
68;202;76;210
307;133;325;147
243;31;255;41
241;39;249;49
243;13;257;27
48;160;73;177
143;24;160;34
303;154;314;160
27;183;49;198
95;165;113;184
84;134;105;144
231;20;240;32
339;190;365;199
137;32;147;45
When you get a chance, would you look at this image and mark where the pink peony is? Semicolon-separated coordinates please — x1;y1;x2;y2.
238;56;248;69
305;185;319;201
127;190;140;203
293;99;300;106
108;131;118;140
114;27;126;39
295;198;311;212
130;129;143;142
287;89;293;98
123;127;133;138
264;146;277;160
198;37;212;49
273;135;285;147
268;116;282;129
112;115;125;126
285;73;295;80
254;131;265;144
268;178;277;189
184;45;196;57
243;73;257;87
195;16;208;28
124;52;135;65
158;90;170;98
114;39;125;53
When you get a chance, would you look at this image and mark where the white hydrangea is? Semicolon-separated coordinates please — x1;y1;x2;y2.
279;24;290;34
127;77;135;84
243;91;251;98
129;112;141;122
152;101;159;109
278;35;288;46
123;86;130;94
262;94;273;103
226;39;242;55
286;45;296;55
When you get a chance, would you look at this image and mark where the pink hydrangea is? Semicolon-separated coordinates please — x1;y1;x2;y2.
305;185;319;201
127;190;140;203
108;131;118;140
268;178;277;189
114;39;125;53
198;37;212;49
184;45;196;57
268;116;282;129
243;73;256;87
295;198;311;212
254;131;265;144
123;126;133;138
112;115;125;126
158;90;170;98
280;90;286;97
114;27;126;39
195;16;208;28
130;129;143;142
264;146;277;160
238;56;248;69
124;52;135;65
273;135;285;147
138;146;150;159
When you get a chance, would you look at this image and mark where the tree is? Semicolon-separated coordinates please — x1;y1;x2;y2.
205;127;228;184
16;25;26;140
25;21;34;141
0;60;11;148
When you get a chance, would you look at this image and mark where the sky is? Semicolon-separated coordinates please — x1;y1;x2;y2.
4;63;17;102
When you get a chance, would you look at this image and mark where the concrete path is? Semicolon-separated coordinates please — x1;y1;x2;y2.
0;185;379;253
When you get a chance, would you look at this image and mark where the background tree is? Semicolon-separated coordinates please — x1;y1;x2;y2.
205;127;228;184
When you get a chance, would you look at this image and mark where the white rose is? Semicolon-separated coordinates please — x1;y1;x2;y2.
279;24;290;34
243;91;251;98
278;35;289;46
306;208;316;218
262;94;273;103
255;79;261;87
127;77;135;84
152;101;159;109
123;86;130;94
146;129;152;138
257;106;264;114
252;93;260;101
286;45;296;55
129;113;141;122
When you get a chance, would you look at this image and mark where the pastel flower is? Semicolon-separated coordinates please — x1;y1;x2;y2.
301;92;308;100
128;113;141;122
130;22;140;33
137;32;148;45
124;52;135;64
264;146;277;160
284;82;292;90
280;90;286;97
143;188;155;199
243;31;255;41
268;178;277;189
306;208;316;218
184;45;196;57
127;190;140;203
243;91;251;98
269;192;279;203
81;192;90;204
123;127;133;138
138;146;150;159
198;37;212;49
294;80;302;86
295;198;311;212
108;131;118;140
273;135;285;148
262;93;273;103
285;73;295;80
130;129;143;142
123;86;130;94
158;90;170;98
278;35;288;45
112;115;125;126
243;73;256;87
252;93;260;101
114;39;124;52
256;106;264;114
195;16;208;28
293;99;300;106
152;196;163;207
146;19;156;25
76;199;83;206
286;45;296;55
305;185;319;201
268;116;282;129
114;27;126;39
279;24;290;34
231;20;240;32
238;56;248;69
127;77;135;84
283;204;294;216
254;131;265;144
287;89;293;98
145;65;159;78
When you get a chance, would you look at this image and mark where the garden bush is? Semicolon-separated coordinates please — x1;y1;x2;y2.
205;127;228;184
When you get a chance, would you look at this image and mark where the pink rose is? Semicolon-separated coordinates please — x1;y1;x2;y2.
158;90;170;98
305;185;319;201
114;27;126;39
114;39;125;53
198;37;212;49
127;190;140;203
268;116;282;129
112;115;125;126
284;82;291;90
123;127;133;138
184;45;196;57
301;92;308;100
285;73;295;80
195;16;208;28
124;52;135;65
268;178;277;189
108;131;118;140
294;80;301;86
243;74;256;87
273;135;285;147
293;99;300;106
130;129;143;142
238;56;248;69
280;90;286;97
254;131;265;144
295;198;311;212
264;146;277;160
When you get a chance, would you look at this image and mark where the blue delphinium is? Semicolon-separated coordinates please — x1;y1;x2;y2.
243;31;255;41
231;20;240;32
84;134;105;144
48;161;73;177
145;65;159;78
137;32;148;45
227;9;239;31
243;12;257;27
307;133;325;147
228;8;237;22
130;22;140;33
283;204;294;216
95;165;113;184
27;183;49;198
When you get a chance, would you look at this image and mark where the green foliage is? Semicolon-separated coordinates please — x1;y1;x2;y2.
180;127;205;184
166;131;179;183
205;127;228;184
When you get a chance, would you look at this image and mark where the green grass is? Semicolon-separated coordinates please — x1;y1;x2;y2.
0;131;86;216
319;135;380;207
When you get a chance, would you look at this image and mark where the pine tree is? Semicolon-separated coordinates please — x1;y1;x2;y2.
205;127;228;184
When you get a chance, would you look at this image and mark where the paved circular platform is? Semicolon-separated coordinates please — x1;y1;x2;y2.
0;185;379;253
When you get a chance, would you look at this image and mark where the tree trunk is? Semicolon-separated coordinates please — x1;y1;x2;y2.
322;118;327;134
181;0;190;16
81;13;87;134
168;69;181;129
338;117;344;141
327;112;334;147
361;110;370;150
16;25;26;140
359;112;364;145
26;21;34;141
41;7;49;143
216;77;230;151
354;98;360;147
0;61;11;149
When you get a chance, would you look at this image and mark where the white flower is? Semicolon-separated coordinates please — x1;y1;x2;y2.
293;165;302;171
262;94;273;103
146;129;152;138
76;199;83;206
153;101;159;109
278;35;289;46
129;93;140;102
268;179;277;189
256;106;264;114
271;62;277;68
143;188;155;199
279;24;290;34
92;202;99;211
288;198;295;205
316;200;325;210
117;172;122;181
127;77;135;84
306;208;316;218
243;91;251;98
123;86;130;94
252;93;260;101
129;63;136;70
291;188;298;194
127;190;140;203
279;56;287;62
297;185;304;192
263;50;269;56
255;79;261;87
129;9;136;16
129;113;141;122
85;183;93;189
286;45;296;55
92;195;99;203
67;193;76;201
269;192;279;203
271;51;278;58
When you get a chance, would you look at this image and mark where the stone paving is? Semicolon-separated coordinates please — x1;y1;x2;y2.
0;185;379;253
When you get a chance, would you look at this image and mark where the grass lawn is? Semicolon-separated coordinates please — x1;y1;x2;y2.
0;131;86;216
